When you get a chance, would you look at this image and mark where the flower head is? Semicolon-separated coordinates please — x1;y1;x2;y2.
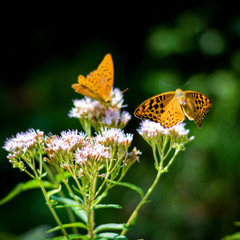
45;130;86;155
96;127;133;148
109;88;127;109
137;120;194;148
3;129;44;155
101;109;131;129
137;120;166;140
69;88;130;132
3;129;44;171
74;143;110;166
68;98;97;119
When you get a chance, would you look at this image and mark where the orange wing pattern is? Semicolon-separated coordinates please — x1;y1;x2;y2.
72;54;114;102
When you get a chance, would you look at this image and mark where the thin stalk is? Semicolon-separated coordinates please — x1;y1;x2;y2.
120;166;163;236
121;142;181;236
63;179;86;210
35;172;68;237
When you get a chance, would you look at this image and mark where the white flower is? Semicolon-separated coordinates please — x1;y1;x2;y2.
137;120;166;139
101;109;120;126
96;128;133;147
3;129;44;154
100;108;131;128
121;111;131;124
137;120;194;146
110;88;127;109
45;130;86;152
68;98;97;118
74;143;110;166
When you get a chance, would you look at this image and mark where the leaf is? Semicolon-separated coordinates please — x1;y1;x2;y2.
47;184;62;198
0;179;56;205
106;180;144;198
113;236;128;240
221;232;240;240
96;233;128;240
44;233;89;240
51;196;87;224
94;204;122;210
94;223;127;233
96;232;119;239
47;222;88;233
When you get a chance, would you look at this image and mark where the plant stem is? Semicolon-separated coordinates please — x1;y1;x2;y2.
120;166;163;236
37;175;68;236
87;173;97;239
121;140;180;236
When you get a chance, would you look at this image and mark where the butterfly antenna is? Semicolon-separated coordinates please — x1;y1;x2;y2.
180;81;190;89
121;88;129;94
159;81;176;89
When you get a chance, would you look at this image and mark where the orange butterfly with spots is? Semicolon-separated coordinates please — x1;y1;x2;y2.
72;54;113;103
134;89;212;128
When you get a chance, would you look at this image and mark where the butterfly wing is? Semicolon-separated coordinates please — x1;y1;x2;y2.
72;54;113;102
96;53;113;101
183;91;212;128
72;75;103;101
134;91;186;128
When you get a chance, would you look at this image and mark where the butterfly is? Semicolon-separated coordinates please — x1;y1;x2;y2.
72;54;114;103
134;89;212;128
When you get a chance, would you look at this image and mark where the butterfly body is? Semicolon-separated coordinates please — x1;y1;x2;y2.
134;88;211;128
72;54;113;103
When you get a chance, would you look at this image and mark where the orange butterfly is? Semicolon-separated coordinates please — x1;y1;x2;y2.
134;89;212;128
72;54;114;103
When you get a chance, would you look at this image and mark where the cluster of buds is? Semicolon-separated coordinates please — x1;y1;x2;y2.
3;129;44;171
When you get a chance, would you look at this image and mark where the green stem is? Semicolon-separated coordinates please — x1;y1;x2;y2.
121;142;181;236
31;156;68;237
87;174;97;239
163;148;180;172
120;166;163;236
36;174;68;236
63;179;86;210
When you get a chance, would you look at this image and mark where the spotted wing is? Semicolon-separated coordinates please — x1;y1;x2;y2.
96;53;113;101
183;91;212;128
72;75;103;101
72;54;113;102
134;91;185;128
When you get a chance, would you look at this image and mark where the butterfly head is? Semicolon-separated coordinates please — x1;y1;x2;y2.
176;89;187;105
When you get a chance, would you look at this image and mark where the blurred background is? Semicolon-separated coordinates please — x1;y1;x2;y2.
1;2;240;240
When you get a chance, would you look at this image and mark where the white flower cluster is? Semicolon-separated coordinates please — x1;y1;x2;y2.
137;120;194;147
96;127;133;147
68;97;97;119
68;88;131;130
45;130;87;153
3;129;44;155
137;120;194;139
74;143;110;166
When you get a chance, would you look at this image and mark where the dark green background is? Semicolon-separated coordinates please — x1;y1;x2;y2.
1;3;240;240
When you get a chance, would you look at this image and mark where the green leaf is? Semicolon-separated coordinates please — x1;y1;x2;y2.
96;232;119;239
113;236;128;240
221;232;240;240
106;180;144;198
95;223;127;233
94;204;122;210
0;179;56;205
44;233;89;240
96;232;128;240
47;184;62;198
47;222;88;233
51;196;87;224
